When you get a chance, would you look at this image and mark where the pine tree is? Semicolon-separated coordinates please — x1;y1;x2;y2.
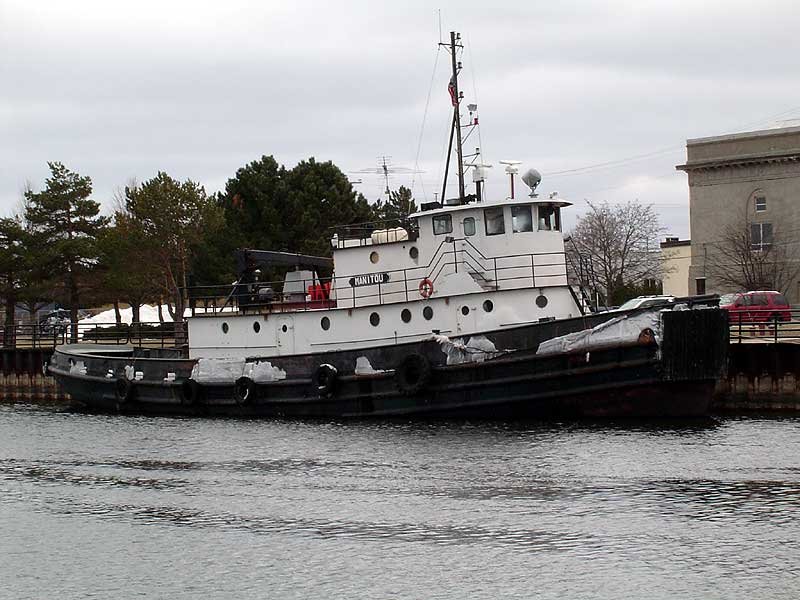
24;162;108;339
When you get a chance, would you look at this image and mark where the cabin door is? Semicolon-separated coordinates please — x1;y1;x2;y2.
276;316;295;354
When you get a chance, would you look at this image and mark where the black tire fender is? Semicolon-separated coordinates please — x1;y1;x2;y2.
313;364;338;398
395;353;432;396
234;376;257;404
115;377;134;403
180;379;202;406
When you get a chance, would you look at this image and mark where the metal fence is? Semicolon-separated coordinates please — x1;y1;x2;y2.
0;321;177;349
728;308;799;344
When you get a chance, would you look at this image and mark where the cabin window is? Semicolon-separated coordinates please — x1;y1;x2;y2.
222;322;229;334
401;308;412;323
538;205;561;231
536;294;548;308
320;316;330;331
463;217;476;236
370;312;380;326
483;299;494;313
484;208;505;236
253;321;261;333
433;214;453;235
423;306;434;320
370;251;379;264
511;205;533;233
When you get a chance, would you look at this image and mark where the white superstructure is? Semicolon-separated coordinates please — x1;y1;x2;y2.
188;194;581;359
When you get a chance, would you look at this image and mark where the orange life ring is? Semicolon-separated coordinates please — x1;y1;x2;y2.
419;278;434;299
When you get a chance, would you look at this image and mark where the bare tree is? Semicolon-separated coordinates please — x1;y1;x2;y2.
566;200;664;304
706;216;800;293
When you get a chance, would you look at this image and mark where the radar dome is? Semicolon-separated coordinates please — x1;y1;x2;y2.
521;168;541;197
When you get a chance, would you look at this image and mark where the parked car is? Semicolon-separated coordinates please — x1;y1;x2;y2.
719;290;791;323
38;309;71;335
614;295;675;312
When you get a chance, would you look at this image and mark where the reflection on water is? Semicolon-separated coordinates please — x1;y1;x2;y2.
1;405;799;599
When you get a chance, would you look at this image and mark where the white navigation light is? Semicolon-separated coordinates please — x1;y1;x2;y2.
522;168;542;197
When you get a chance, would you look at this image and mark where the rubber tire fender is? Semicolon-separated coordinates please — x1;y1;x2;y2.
395;353;432;396
234;376;257;404
180;379;202;406
313;364;338;398
115;377;134;404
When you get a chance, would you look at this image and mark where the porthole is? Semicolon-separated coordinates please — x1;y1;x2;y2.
253;321;261;333
281;324;288;333
222;322;229;334
321;316;331;331
423;306;434;321
536;295;548;308
370;312;380;327
483;300;494;313
461;306;470;316
409;246;419;260
370;251;379;264
401;308;412;323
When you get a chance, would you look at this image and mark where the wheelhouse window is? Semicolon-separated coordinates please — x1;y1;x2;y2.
751;223;773;251
538;205;561;231
755;196;767;212
484;208;505;236
511;205;533;233
463;217;476;236
432;214;452;235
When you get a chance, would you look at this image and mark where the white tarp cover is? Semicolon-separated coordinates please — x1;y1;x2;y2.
536;310;662;356
190;357;286;383
432;334;502;365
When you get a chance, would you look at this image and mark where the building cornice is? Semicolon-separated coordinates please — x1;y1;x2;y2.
676;150;800;172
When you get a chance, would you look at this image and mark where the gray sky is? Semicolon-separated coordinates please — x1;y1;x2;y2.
3;0;800;239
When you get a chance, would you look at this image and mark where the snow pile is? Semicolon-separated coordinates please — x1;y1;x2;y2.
355;356;386;375
79;304;173;328
243;360;287;383
78;304;237;328
190;357;287;384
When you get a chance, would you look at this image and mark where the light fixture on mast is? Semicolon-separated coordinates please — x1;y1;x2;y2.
499;160;522;199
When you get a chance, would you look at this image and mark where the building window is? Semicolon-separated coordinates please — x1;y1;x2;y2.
695;278;706;295
484;208;505;236
433;214;452;235
538;205;561;231
511;205;533;233
463;217;476;236
755;196;767;212
750;223;773;251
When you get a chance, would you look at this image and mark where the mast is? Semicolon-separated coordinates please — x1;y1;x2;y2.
440;31;466;204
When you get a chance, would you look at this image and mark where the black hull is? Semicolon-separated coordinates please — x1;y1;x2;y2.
49;308;728;420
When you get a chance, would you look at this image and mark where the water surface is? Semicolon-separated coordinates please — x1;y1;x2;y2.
1;404;799;599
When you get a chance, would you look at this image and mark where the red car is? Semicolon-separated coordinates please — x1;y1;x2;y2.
719;290;792;323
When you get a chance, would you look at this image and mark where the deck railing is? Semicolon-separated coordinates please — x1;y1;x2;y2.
186;238;570;314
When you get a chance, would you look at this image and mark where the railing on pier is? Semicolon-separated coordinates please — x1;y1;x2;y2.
0;321;177;350
728;308;800;344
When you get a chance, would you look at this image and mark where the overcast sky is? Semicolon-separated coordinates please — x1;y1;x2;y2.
3;0;800;239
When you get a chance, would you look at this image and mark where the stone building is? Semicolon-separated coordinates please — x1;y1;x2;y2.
660;237;691;297
677;125;800;302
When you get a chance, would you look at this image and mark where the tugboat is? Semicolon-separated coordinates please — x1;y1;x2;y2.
48;32;728;418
